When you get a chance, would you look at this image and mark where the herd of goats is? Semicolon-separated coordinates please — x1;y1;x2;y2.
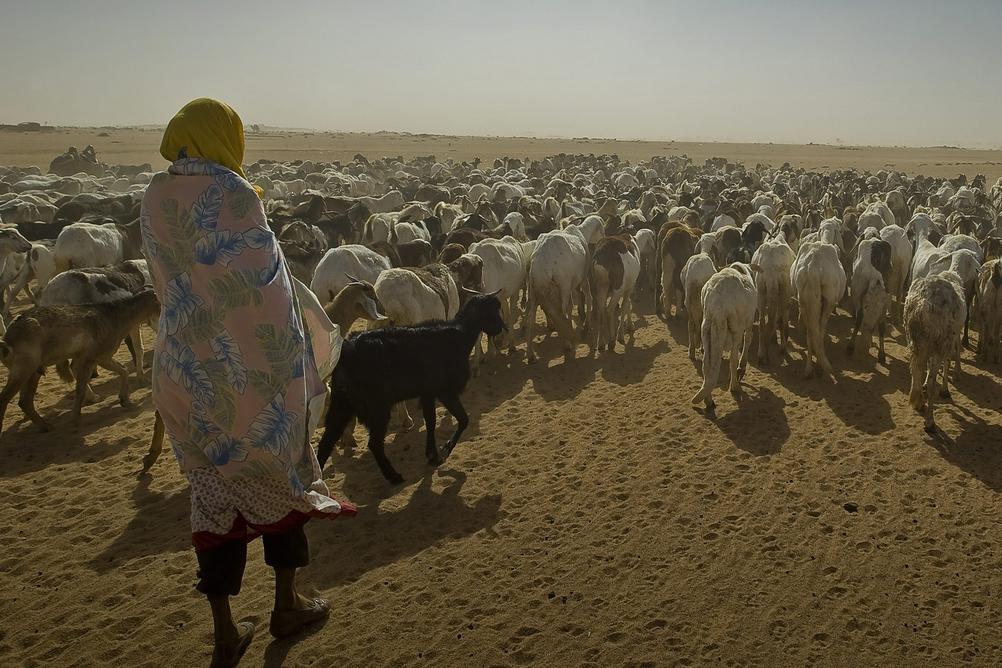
0;148;1000;478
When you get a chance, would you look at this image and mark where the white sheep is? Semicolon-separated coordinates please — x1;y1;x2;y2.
928;249;981;346
904;273;966;433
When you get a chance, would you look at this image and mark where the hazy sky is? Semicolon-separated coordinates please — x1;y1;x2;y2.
3;1;1002;147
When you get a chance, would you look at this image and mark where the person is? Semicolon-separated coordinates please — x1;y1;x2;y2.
140;98;356;667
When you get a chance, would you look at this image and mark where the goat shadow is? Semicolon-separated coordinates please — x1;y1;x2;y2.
0;399;144;478
749;309;899;435
714;386;791;455
951;363;1002;413
302;468;502;590
929;410;1002;491
89;474;192;572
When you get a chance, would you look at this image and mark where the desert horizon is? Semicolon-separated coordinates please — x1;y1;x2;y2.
5;126;1002;184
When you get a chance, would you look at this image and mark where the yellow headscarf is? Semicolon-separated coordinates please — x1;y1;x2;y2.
160;98;247;178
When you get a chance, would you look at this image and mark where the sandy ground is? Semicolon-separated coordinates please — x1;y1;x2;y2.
1;284;1001;666
4;128;1002;182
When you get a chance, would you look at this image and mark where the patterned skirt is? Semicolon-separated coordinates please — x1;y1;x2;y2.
186;466;357;551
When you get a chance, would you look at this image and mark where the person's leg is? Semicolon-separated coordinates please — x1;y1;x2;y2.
195;539;248;642
262;522;331;638
262;522;311;611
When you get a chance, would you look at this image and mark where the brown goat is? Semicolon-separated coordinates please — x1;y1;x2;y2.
656;225;701;319
0;290;160;433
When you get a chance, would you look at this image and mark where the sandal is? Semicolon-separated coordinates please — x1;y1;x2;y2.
210;621;254;668
269;598;331;639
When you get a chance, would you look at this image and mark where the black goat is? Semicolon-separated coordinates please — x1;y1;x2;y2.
317;293;506;483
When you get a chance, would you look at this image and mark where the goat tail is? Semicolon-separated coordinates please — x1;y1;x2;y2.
55;360;74;384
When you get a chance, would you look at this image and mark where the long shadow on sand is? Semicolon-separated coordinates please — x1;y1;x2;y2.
519;336;664;402
89;475;191;572
930;410;1002;491
951;364;1002;413
0;397;146;478
303;469;501;590
753;324;901;435
713;386;790;455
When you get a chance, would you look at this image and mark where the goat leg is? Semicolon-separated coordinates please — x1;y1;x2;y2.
71;360;97;429
126;327;144;382
877;318;887;366
421;395;441;466
365;413;403;484
394;402;414;432
846;308;862;356
142;411;165;474
17;370;49;432
317;391;355;469
438;394;469;457
97;357;133;407
0;379;19;434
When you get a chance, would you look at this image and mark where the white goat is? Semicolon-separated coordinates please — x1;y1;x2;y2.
53;222;138;272
846;239;892;364
525;226;590;363
791;241;846;378
750;235;796;364
310;244;392;303
975;260;1002;364
690;264;758;414
680;252;716;360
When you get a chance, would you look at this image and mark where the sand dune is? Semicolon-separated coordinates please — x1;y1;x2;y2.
1;289;1000;666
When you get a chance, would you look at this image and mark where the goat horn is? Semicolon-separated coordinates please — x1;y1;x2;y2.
344;272;363;284
460;286;481;295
